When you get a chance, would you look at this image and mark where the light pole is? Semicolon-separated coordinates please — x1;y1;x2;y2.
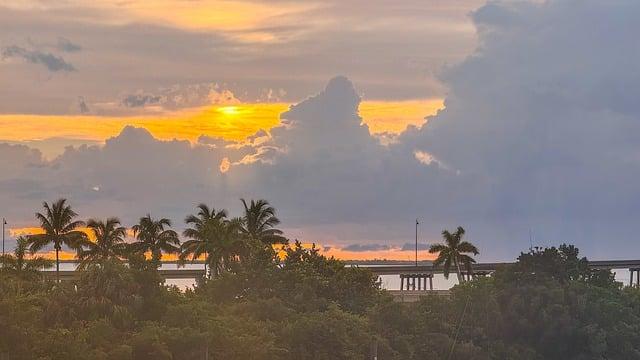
1;218;6;269
2;218;5;257
415;218;419;267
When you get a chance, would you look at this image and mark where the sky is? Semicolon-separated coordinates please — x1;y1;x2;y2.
1;0;640;261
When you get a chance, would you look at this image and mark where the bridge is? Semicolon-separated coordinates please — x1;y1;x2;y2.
354;260;640;301
47;259;640;288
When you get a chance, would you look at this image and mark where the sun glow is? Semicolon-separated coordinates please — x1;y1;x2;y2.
0;99;443;158
217;106;241;116
8;226;436;262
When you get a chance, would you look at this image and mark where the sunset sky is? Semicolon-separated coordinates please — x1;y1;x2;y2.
2;0;640;261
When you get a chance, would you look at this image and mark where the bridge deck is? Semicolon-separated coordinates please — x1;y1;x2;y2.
359;259;640;275
43;259;640;281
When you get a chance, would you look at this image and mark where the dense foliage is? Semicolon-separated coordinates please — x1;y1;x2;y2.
2;243;640;359
1;199;640;359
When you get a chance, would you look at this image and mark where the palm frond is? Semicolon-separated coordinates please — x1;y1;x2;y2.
458;241;479;255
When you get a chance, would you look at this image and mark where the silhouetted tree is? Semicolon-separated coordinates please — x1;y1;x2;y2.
429;226;479;283
181;204;245;278
78;218;128;269
131;215;180;266
240;199;288;247
27;199;88;281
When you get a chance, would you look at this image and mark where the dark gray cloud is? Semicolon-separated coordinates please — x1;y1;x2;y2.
77;96;90;114
116;83;239;113
56;37;82;53
395;0;640;258
341;244;391;252
400;243;430;251
1;45;76;72
121;93;162;108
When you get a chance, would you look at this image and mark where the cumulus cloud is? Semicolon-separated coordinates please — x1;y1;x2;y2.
1;45;76;72
3;0;640;260
396;0;640;257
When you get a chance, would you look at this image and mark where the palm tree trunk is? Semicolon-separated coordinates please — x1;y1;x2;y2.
55;247;60;283
454;256;463;284
152;249;161;268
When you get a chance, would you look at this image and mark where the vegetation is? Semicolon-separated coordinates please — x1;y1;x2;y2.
429;226;479;282
1;199;640;359
180;204;244;278
0;236;52;279
77;218;128;269
27;199;89;281
131;215;180;267
240;198;288;247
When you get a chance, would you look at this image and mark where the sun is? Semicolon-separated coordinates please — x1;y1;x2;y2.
217;106;240;116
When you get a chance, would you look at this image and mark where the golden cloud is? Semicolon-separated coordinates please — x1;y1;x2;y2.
0;99;442;152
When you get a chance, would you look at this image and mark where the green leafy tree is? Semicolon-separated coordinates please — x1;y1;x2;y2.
76;260;139;326
131;215;180;266
240;199;288;247
0;236;53;279
499;244;617;287
429;226;479;283
78;218;128;269
181;204;245;278
27;198;88;282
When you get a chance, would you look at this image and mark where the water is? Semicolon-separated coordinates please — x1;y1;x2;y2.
51;263;638;291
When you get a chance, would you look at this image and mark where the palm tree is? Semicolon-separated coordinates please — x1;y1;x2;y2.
28;199;88;282
0;236;53;279
429;226;479;283
77;217;128;269
180;204;245;278
130;215;180;266
240;199;288;247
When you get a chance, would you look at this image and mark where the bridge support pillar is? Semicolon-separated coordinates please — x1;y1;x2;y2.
400;273;434;291
630;268;640;287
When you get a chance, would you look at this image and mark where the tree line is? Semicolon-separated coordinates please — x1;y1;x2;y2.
2;198;288;281
2;199;639;359
3;198;483;285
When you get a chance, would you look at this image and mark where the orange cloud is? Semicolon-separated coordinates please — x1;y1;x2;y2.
320;247;436;261
0;103;286;144
359;99;443;134
0;99;443;154
9;226;435;262
101;0;316;42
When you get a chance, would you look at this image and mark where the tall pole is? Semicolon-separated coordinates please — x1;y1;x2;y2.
2;218;5;257
415;218;419;267
1;218;5;270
